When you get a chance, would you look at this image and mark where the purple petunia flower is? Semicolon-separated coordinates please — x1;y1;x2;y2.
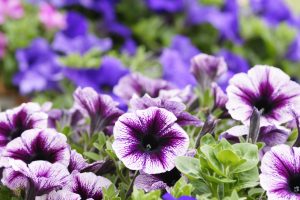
0;0;23;24
53;11;111;55
112;107;189;174
163;193;196;200
212;83;228;112
114;73;175;102
191;54;227;90
13;38;63;94
286;34;300;62
135;168;181;192
216;49;249;90
48;172;112;199
130;95;201;127
260;144;300;199
39;2;66;30
158;85;196;106
0;103;48;151
2;128;70;166
2;161;69;197
145;0;184;13
226;65;300;126
220;125;290;158
73;87;124;135
160;35;199;88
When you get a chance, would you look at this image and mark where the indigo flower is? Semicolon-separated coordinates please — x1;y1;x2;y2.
112;107;189;174
286;34;300;62
73;87;124;135
0;0;23;24
163;193;196;200
226;65;300;126
135;168;182;192
191;54;227;90
260;144;300;199
0;103;48;151
48;172;112;199
145;0;184;13
13;38;63;94
2;161;69;197
220;125;290;157
130;95;201;127
0;32;7;59
160;35;199;88
53;12;111;55
216;50;249;90
114;73;175;102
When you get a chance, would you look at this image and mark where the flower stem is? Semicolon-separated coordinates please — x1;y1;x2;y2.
125;171;139;199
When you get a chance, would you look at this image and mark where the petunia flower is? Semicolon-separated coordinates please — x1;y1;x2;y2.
73;87;124;135
220;125;290;158
130;94;201;127
145;0;184;13
212;83;228;112
134;168;182;192
0;103;48;152
112;107;189;174
2;128;70;166
48;172;112;199
39;2;66;30
191;54;227;90
226;65;300;126
113;73;175;102
13;38;63;94
2;161;69;198
0;0;23;24
260;144;300;199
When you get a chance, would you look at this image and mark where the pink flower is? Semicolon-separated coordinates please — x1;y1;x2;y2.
39;3;66;30
0;0;23;24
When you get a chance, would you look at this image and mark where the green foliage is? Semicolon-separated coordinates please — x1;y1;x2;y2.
175;135;260;199
131;188;162;200
170;178;194;198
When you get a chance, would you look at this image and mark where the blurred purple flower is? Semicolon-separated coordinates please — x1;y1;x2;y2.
0;0;24;24
226;65;300;126
0;103;47;152
250;0;293;26
39;2;66;30
53;11;112;55
114;73;175;102
3;161;69;197
191;53;227;90
216;49;249;90
2;128;70;166
286;33;300;62
0;32;7;59
260;144;300;199
13;38;63;94
160;35;199;88
145;0;184;13
163;193;196;200
112;107;189;174
185;0;241;43
74;87;124;135
212;83;228;112
130;95;201;127
135;168;181;192
47;108;83;129
48;172;112;199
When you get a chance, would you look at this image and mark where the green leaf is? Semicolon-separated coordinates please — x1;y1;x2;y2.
234;167;259;191
200;134;216;146
232;143;259;173
201;173;236;184
175;156;201;179
200;145;225;176
216;149;240;166
131;188;161;200
171;178;194;198
83;152;101;161
102;184;121;200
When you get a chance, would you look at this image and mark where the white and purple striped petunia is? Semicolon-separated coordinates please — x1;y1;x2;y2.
226;65;300;126
2;128;70;166
73;87;123;135
112;107;189;174
2;161;69;197
0;102;48;151
260;144;300;199
48;172;112;199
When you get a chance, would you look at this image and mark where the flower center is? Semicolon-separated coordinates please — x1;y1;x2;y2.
141;134;160;152
288;174;300;194
100;84;113;93
253;96;274;115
